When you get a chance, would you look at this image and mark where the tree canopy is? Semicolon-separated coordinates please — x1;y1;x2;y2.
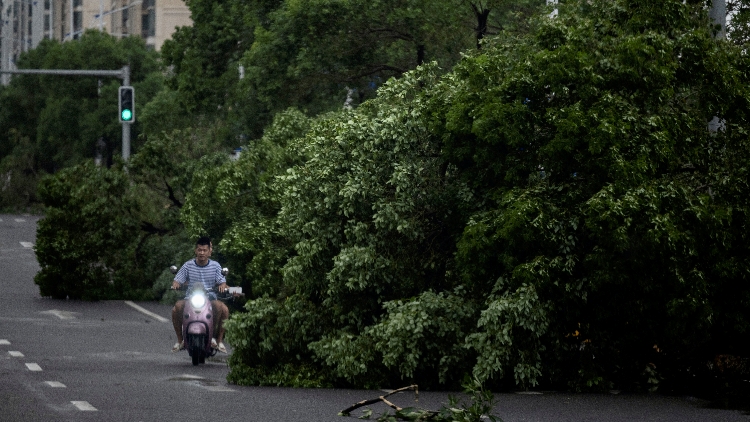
0;30;160;209
160;0;545;138
209;0;750;391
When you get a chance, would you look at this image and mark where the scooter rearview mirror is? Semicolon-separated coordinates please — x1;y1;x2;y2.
221;267;229;277
169;265;178;275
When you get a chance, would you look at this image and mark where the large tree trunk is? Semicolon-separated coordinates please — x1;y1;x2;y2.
471;3;491;49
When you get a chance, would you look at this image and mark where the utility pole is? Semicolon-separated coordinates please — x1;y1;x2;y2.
709;0;727;39
709;0;726;134
69;0;74;40
121;65;131;161
0;66;133;160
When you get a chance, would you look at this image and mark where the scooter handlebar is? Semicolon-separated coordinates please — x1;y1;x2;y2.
170;285;235;299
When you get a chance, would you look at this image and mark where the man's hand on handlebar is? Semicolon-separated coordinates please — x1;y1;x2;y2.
169;281;229;294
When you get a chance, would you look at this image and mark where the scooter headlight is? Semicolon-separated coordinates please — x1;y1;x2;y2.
190;293;207;308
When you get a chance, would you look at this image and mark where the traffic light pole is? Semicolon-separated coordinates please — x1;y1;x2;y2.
121;66;131;161
0;65;133;160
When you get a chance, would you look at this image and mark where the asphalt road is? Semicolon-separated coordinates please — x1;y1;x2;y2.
1;213;748;421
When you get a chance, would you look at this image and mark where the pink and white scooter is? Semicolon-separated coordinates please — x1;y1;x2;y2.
170;266;229;366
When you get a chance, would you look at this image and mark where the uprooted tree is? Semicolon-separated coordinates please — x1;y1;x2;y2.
215;0;750;392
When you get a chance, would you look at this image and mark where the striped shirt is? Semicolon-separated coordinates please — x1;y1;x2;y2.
174;259;226;300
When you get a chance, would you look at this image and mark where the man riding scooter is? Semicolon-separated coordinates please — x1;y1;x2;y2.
171;237;229;354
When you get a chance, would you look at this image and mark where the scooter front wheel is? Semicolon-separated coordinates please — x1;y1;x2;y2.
192;353;201;366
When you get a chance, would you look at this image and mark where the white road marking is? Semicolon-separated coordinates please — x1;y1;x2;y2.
71;401;97;411
202;384;236;392
170;375;236;392
124;301;169;323
515;391;543;395
187;379;236;392
0;339;10;345
40;309;78;320
26;363;42;371
8;351;24;357
15;218;26;222
20;241;34;248
45;381;66;388
174;374;204;380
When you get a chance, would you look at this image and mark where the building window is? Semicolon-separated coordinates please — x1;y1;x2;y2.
74;11;82;32
122;8;129;35
141;0;155;38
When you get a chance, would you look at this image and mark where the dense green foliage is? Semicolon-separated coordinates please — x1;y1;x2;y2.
180;108;313;296
443;0;750;391
162;0;545;138
33;129;225;300
35;161;141;299
729;0;750;44
216;0;750;392
17;0;750;399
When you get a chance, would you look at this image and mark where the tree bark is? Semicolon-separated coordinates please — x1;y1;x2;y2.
474;6;491;49
339;384;419;416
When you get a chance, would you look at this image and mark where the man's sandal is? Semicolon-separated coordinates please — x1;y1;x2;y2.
172;341;184;352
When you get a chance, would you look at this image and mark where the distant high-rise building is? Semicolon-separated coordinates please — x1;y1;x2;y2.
1;0;191;84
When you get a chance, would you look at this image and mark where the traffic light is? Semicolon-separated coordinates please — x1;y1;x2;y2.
118;86;135;123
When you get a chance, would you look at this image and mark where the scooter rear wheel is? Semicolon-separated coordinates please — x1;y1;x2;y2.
192;353;201;366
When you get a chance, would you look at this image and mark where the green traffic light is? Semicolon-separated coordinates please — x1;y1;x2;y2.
121;109;133;121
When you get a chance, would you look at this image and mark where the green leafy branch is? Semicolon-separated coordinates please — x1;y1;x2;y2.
339;378;502;422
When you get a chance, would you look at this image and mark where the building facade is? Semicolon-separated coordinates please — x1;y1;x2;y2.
1;0;191;84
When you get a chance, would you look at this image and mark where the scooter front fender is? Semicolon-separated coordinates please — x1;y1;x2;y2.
187;321;208;335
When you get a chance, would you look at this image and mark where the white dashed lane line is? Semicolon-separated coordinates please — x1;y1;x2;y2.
25;363;42;371
124;300;169;323
71;401;97;411
0;339;10;345
20;241;34;248
14;218;26;222
8;351;24;357
40;309;77;320
45;381;66;388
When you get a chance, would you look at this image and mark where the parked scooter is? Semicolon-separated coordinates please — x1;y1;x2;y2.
170;265;230;366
